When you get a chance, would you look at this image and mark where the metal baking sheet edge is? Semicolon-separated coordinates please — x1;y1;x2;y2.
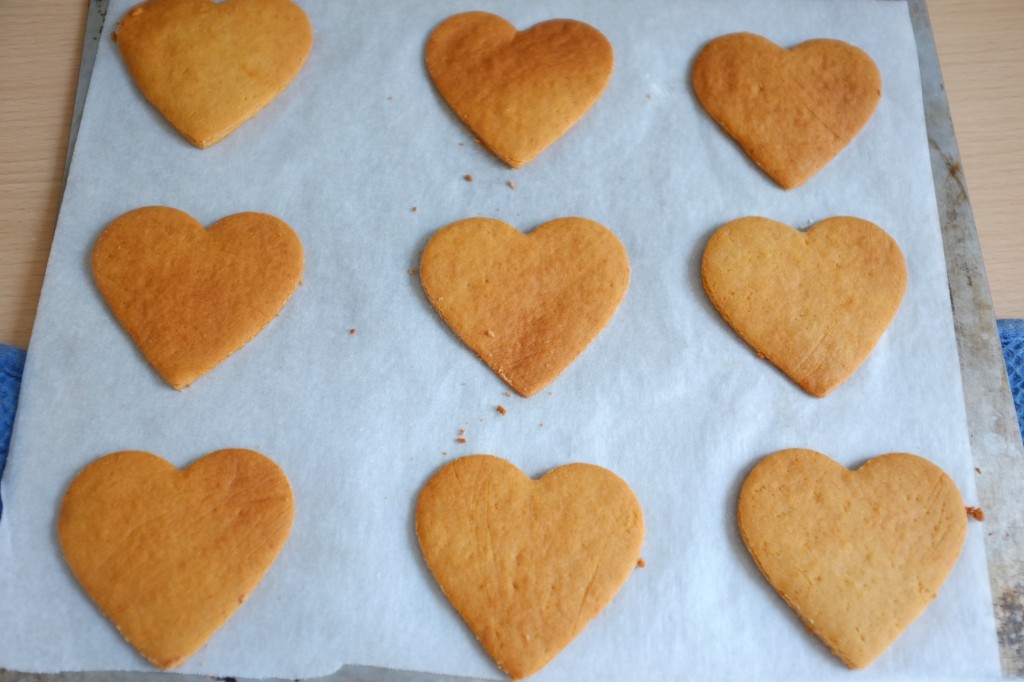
2;0;1021;679
909;0;1024;676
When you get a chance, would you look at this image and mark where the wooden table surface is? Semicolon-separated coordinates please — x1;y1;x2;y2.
1;0;1022;349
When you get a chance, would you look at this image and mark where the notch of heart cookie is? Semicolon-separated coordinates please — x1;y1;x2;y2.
692;32;881;189
419;216;630;397
416;454;644;679
115;0;313;148
58;449;295;669
701;216;907;397
92;206;304;390
737;448;968;668
426;11;614;167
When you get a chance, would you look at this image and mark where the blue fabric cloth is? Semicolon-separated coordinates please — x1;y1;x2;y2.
0;344;27;519
998;319;1024;445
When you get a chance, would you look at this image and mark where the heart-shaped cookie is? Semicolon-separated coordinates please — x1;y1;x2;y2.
738;449;967;668
416;455;644;679
115;0;313;148
58;449;295;669
420;217;629;397
692;32;881;189
425;11;614;167
92;206;304;389
701;216;906;397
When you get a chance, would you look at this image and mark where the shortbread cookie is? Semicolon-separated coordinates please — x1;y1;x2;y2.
426;11;613;167
115;0;312;148
92;206;304;389
738;449;967;668
416;455;644;679
692;32;881;188
420;217;629;397
701;216;906;397
58;449;294;669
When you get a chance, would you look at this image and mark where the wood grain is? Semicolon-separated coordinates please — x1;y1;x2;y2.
0;2;88;348
0;0;1022;349
930;0;1024;321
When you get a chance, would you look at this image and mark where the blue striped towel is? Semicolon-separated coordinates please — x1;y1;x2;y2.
0;344;27;518
998;319;1024;444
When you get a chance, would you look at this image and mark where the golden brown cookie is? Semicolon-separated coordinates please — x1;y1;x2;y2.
115;0;313;148
692;32;881;189
420;216;629;397
92;206;304;389
58;449;295;669
738;448;967;668
425;11;613;167
416;455;644;679
701;216;906;397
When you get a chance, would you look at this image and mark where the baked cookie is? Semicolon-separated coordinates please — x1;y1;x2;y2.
92;206;304;389
416;454;644;679
58;449;295;669
701;216;906;397
419;216;629;397
426;11;613;167
115;0;313;148
738;448;967;668
692;32;881;189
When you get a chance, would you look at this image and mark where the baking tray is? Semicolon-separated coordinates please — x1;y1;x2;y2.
2;0;1022;679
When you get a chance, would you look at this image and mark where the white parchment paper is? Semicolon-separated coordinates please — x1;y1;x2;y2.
0;0;1002;679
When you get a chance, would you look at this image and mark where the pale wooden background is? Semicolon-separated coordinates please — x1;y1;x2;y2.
1;0;1022;348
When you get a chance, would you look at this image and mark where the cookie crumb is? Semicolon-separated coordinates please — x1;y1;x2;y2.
637;558;646;568
496;405;506;415
408;268;418;275
411;206;418;213
485;329;495;337
507;180;516;190
458;429;465;436
464;174;474;182
975;467;982;474
456;437;467;444
966;506;985;521
349;329;356;335
111;31;118;42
